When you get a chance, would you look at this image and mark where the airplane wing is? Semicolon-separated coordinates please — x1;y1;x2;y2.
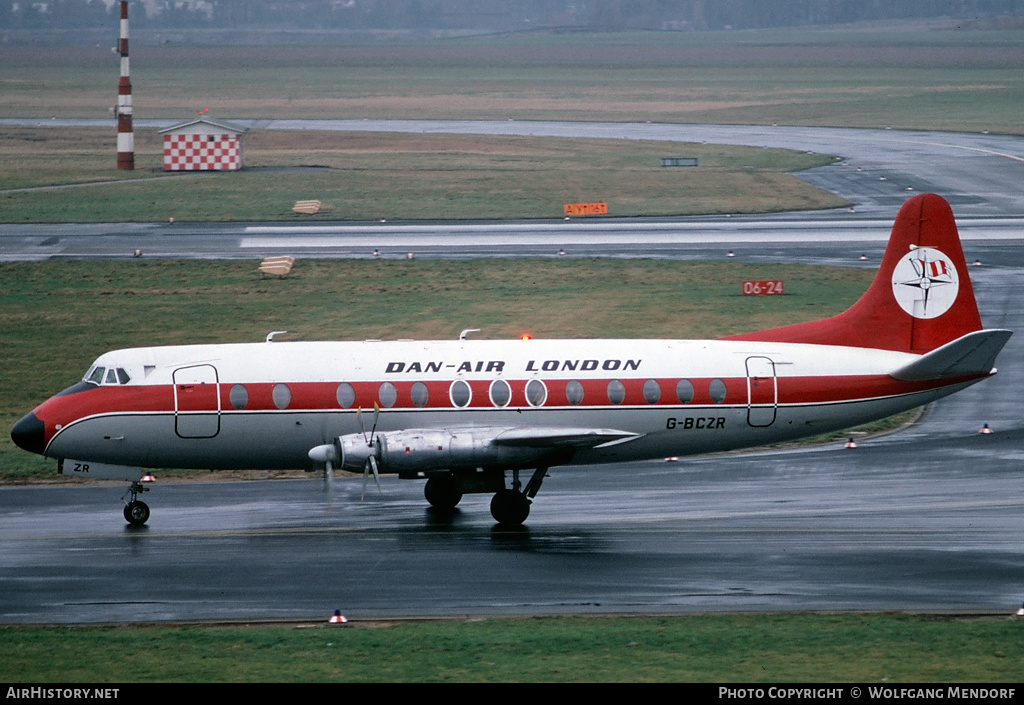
889;329;1013;381
329;425;645;475
491;427;644;449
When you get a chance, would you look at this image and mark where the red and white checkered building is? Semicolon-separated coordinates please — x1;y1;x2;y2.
160;118;247;171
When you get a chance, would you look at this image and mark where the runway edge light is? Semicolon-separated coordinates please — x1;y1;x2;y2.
329;609;348;624
979;423;993;434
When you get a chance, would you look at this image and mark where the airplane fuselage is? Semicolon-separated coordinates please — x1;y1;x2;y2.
31;337;985;474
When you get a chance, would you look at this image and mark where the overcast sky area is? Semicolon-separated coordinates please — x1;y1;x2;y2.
3;0;1024;41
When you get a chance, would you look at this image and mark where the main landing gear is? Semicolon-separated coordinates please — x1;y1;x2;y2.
122;479;150;526
423;467;548;527
493;467;547;526
423;474;463;510
490;488;531;526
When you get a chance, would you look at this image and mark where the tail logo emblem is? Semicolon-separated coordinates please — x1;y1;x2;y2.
891;247;959;319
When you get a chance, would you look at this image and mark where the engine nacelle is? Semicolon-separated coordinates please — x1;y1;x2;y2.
335;428;556;473
379;428;553;472
337;434;377;471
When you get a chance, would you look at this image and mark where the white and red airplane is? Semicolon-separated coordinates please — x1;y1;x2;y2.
10;194;1011;527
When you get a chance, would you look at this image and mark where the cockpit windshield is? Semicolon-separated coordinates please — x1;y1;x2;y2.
85;366;131;386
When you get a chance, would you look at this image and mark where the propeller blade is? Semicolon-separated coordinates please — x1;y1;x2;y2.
307;441;340;512
356;407;367;444
369;454;382;496
361;458;369;501
323;459;334;513
361;455;383;501
369;403;380;443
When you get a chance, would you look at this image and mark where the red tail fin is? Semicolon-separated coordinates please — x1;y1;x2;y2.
725;194;982;353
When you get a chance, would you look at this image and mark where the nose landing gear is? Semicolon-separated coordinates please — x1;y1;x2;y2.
122;479;150;526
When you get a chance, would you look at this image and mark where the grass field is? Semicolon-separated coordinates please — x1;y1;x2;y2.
2;28;1023;133
2;614;1022;682
0;127;845;222
3;26;1021;223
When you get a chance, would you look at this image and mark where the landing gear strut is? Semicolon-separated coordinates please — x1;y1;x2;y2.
490;467;547;527
122;480;150;526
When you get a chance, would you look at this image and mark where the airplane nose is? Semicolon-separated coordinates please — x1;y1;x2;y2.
11;412;45;455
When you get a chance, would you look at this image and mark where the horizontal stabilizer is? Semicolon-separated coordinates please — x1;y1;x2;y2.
492;427;643;449
889;329;1012;381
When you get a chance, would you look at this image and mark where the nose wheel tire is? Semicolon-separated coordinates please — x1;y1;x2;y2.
123;500;150;526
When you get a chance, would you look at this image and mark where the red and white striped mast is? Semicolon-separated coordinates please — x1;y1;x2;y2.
116;0;134;170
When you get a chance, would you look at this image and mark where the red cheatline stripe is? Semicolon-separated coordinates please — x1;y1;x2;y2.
33;374;980;425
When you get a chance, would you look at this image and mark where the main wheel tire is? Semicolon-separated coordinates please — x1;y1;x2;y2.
490;489;530;526
123;500;150;526
424;475;463;510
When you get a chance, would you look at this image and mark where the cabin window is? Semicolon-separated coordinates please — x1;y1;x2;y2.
643;379;661;404
525;379;547;407
565;380;584;406
410;381;429;408
489;379;511;408
709;378;727;404
676;379;694;404
229;384;248;410
607;379;626;405
378;382;398;408
450;380;471;408
272;383;291;410
336;383;355;409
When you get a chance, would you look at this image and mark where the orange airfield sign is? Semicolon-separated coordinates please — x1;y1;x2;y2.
563;202;608;216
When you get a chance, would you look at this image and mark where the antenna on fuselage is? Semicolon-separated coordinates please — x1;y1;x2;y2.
266;331;287;343
459;328;480;340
